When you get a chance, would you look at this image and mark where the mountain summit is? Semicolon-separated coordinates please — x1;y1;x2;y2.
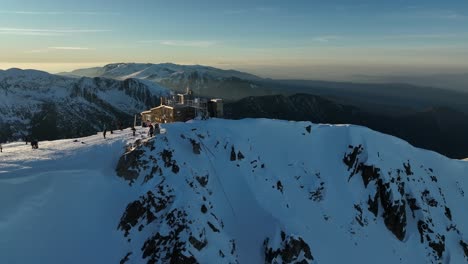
1;119;467;263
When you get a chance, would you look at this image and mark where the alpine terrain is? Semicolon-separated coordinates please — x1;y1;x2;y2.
61;63;269;100
0;68;169;142
1;119;467;264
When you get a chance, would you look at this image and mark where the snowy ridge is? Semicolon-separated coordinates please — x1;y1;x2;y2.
1;119;467;264
0;69;169;140
66;63;262;82
63;63;266;99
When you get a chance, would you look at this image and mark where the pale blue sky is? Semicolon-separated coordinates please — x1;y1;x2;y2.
0;0;467;79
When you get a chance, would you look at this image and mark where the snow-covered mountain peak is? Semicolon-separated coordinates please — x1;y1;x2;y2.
66;62;263;82
0;68;67;82
61;62;267;99
0;67;49;77
1;119;467;264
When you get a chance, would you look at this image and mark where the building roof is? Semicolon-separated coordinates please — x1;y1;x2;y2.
150;105;174;111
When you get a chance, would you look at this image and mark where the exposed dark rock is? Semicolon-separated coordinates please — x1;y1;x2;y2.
305;125;312;133
417;220;433;243
207;221;220;233
201;205;208;214
230;240;237;255
141;209;197;264
172;162;180;174
354;204;366;227
118;200;146;237
368;192;379;217
417;219;446;260
460;240;468;259
189;236;208;251
421;190;438;207
264;232;314;264
116;148;146;184
444;207;452;221
120;252;132;264
277;181;284;194
378;179;407;241
406;196;420;218
403;161;413;176
343;145;363;170
190;139;201;154
237;151;245;160
118;187;174;237
196;175;209;187
143;166;162;184
358;164;380;188
161;149;174;167
429;237;445;259
142;233;197;264
309;184;324;202
230;146;236;161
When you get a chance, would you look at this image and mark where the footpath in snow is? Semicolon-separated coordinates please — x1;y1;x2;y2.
0;128;148;264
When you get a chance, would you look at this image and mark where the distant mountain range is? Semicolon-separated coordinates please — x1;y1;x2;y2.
2;63;468;159
62;63;468;115
0;68;169;142
225;94;468;159
60;63;270;100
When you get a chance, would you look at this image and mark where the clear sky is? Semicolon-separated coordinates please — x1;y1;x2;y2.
0;0;467;79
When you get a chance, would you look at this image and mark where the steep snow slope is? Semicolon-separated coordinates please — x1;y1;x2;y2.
0;68;169;141
1;119;467;264
0;128;141;264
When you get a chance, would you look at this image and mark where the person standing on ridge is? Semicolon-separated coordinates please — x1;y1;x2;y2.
0;143;2;152
148;124;154;137
103;125;107;139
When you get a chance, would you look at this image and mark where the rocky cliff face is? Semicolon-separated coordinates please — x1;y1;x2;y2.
0;69;169;142
114;119;468;264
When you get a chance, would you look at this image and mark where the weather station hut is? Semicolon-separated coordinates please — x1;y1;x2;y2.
140;88;223;124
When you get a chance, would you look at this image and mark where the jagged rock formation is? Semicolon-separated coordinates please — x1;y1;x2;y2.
114;119;468;264
264;231;315;264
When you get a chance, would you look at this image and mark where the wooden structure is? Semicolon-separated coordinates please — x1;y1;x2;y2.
142;105;196;123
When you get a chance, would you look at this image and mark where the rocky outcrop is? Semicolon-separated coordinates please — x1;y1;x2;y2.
343;144;466;262
111;120;467;264
115;133;237;264
264;231;314;264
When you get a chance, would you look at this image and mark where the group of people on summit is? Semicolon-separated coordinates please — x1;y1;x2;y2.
102;120;161;139
0;120;160;154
